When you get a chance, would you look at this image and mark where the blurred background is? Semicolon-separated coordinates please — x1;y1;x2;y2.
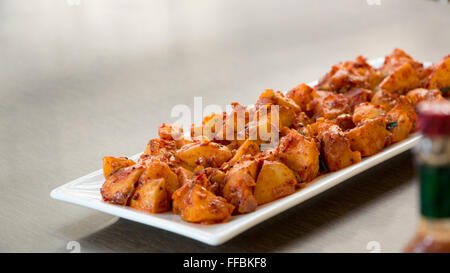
0;0;449;252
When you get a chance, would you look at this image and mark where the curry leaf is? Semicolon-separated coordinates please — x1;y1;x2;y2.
296;129;307;136
319;154;329;173
441;87;450;93
386;121;398;130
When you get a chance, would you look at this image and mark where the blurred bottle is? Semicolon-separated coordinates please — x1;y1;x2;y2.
404;100;450;253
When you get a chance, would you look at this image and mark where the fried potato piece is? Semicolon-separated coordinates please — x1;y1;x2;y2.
254;161;297;205
102;156;136;179
352;102;386;124
279;106;297;128
307;91;351;120
379;63;421;94
427;55;450;91
174;166;193;186
140;161;180;198
302;118;321;139
371;89;399;112
214;103;249;141
317;122;361;171
159;123;184;148
237;105;280;146
176;139;232;168
406;88;445;105
223;160;259;214
100;165;145;205
286;83;314;111
346;118;392;157
316;56;382;92
277;129;319;182
202;112;225;127
206;168;227;195
129;178;170;213
229;139;260;165
199;112;227;140
334;114;355;131
344;88;373;110
293;111;313;129
139;138;177;164
191;123;213;140
256;89;301;112
255;148;277;162
189;173;219;194
244;104;294;132
386;100;417;143
172;182;234;224
380;48;423;78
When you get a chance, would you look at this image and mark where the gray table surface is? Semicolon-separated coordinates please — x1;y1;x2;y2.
1;0;449;253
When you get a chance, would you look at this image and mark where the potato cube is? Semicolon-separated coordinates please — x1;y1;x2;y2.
103;156;136;179
346;118;392;157
254;161;297;205
141;161;180;198
176;139;232;168
101;165;145;205
352;102;386;125
172;182;234;224
223;160;259;214
129;178;170;213
386;102;417;143
286;83;314;111
317;122;361;171
427;56;450;91
277;129;319;183
379;63;421;94
229;139;260;165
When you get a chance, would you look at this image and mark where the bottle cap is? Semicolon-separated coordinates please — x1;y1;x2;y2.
416;100;450;136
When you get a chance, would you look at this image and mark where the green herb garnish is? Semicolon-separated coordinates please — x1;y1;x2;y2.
386;121;398;130
440;87;450;93
297;129;307;136
319;154;329;173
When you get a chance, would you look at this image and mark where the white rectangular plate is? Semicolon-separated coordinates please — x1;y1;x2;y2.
51;58;425;245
